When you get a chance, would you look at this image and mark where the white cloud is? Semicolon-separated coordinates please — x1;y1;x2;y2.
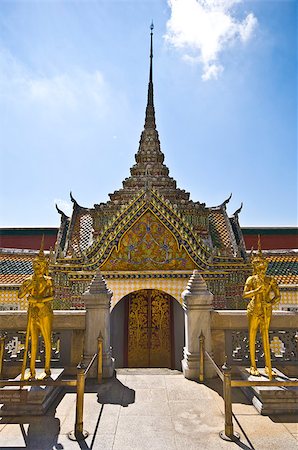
239;13;257;42
0;48;107;112
202;63;224;81
165;0;258;81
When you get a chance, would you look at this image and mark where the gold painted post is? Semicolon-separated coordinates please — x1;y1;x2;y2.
75;363;85;437
0;334;6;378
220;358;240;441
97;334;103;384
199;332;204;382
68;362;89;441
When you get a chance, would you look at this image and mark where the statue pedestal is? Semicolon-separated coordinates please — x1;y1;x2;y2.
0;368;64;416
238;367;298;415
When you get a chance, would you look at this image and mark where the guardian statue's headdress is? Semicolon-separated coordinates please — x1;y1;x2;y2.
251;235;268;269
33;236;48;273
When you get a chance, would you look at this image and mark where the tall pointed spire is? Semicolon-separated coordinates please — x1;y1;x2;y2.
134;23;163;166
108;23;191;205
144;22;156;130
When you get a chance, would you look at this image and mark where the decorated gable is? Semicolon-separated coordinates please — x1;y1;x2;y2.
100;210;196;271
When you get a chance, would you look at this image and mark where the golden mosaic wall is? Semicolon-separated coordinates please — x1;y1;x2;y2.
106;276;188;309
279;286;298;308
0;288;28;310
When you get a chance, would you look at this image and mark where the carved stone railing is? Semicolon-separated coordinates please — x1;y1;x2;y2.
227;329;297;365
3;331;63;364
211;310;298;371
0;310;85;377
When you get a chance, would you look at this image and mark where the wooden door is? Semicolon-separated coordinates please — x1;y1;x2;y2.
126;290;173;368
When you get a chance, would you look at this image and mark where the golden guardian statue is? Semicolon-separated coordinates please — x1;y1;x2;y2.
243;238;280;380
18;238;54;380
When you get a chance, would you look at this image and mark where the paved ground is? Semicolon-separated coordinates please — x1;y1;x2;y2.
0;369;297;450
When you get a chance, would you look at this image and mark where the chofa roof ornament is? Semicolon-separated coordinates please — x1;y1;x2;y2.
55;203;69;218
233;202;243;217
220;193;232;209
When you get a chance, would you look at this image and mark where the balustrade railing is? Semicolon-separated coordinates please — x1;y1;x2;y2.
0;331;72;373
199;333;298;442
0;335;103;442
226;329;298;366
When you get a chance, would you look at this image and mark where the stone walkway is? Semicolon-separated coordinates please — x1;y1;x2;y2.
0;369;297;449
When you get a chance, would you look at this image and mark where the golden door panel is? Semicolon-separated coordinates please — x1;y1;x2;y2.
127;291;149;367
127;290;172;368
150;290;171;367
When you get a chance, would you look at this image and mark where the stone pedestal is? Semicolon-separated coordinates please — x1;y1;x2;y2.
83;271;114;378
181;270;215;380
238;367;298;415
0;368;63;416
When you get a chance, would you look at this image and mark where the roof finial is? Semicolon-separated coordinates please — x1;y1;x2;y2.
149;21;154;84
220;193;232;209
143;21;156;130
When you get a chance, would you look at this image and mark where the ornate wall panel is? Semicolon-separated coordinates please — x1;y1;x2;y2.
100;211;196;271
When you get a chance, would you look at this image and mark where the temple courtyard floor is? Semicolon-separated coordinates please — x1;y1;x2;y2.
0;368;297;450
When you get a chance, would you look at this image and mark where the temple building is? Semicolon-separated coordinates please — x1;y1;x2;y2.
52;30;250;368
0;30;297;370
52;29;250;307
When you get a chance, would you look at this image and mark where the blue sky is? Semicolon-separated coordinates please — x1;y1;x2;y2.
0;0;297;227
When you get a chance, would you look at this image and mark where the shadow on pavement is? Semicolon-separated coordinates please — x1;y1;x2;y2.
0;375;136;450
270;413;298;423
205;377;252;404
203;379;256;450
96;376;135;407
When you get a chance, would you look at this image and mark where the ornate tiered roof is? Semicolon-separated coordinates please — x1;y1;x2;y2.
55;29;245;263
266;252;298;284
50;28;253;309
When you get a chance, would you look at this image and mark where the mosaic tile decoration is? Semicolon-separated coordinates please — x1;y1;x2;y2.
101;210;196;271
107;276;188;308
